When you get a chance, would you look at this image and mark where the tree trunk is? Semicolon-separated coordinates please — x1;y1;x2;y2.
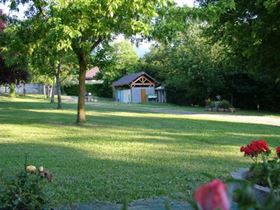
9;83;16;97
5;84;8;94
43;85;47;98
77;52;87;123
50;78;55;103
56;61;62;109
47;85;52;98
23;83;26;96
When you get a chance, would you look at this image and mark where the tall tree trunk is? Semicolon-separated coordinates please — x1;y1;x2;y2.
5;84;8;94
77;52;87;123
43;84;47;98
47;85;52;98
23;82;26;96
50;78;55;103
56;61;62;109
9;83;16;97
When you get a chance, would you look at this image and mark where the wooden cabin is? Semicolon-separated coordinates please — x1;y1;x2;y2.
112;72;165;103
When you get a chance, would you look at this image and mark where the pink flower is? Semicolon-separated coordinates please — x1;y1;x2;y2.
276;146;280;158
194;179;230;210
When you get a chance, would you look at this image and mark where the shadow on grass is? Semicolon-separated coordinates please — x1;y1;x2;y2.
1;100;280;144
1;98;280;204
0;100;76;110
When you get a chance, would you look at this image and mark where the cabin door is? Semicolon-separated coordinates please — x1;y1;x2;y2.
141;89;146;103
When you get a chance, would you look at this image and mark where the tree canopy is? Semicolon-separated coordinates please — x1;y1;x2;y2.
91;40;139;97
197;0;280;77
0;9;29;90
138;1;280;111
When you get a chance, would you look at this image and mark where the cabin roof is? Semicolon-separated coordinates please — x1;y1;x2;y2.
112;71;158;87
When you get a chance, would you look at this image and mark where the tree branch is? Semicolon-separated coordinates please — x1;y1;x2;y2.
90;37;103;52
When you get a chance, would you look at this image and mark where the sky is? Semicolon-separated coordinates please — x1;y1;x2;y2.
0;0;195;57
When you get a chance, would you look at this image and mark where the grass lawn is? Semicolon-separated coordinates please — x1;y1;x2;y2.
0;95;280;205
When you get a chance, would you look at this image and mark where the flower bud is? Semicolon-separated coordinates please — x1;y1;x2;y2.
194;179;230;210
26;165;37;174
39;166;44;172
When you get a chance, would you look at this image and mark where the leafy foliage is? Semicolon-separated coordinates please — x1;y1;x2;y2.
141;23;227;106
140;1;280;111
198;0;280;77
0;163;52;210
0;12;29;87
0;57;29;85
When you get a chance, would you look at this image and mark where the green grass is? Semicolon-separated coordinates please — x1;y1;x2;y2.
0;95;280;205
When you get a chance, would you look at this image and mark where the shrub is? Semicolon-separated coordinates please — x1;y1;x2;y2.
209;101;216;108
206;99;233;110
218;100;231;109
63;84;79;96
0;163;52;210
63;84;112;98
191;141;280;210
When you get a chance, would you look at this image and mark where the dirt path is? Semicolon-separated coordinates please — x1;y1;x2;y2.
147;108;280;127
182;113;280;127
63;95;78;103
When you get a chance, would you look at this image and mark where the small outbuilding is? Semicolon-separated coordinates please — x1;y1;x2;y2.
112;71;165;103
155;86;166;103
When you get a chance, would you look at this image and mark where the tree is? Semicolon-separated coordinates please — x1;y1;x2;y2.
141;19;229;105
2;0;171;123
110;40;138;73
56;0;170;123
0;57;29;96
30;32;78;109
0;9;29;96
93;40;139;97
197;0;280;77
139;1;280;111
194;0;280;110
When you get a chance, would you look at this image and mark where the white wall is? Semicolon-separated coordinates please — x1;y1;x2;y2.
116;89;131;103
0;83;45;94
115;87;155;103
131;87;155;103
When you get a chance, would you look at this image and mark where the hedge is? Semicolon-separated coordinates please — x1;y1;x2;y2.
63;84;112;98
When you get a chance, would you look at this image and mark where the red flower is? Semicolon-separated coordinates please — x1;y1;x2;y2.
276;147;280;158
240;140;270;158
194;179;230;210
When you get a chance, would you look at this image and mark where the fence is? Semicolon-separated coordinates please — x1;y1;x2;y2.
0;84;46;95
